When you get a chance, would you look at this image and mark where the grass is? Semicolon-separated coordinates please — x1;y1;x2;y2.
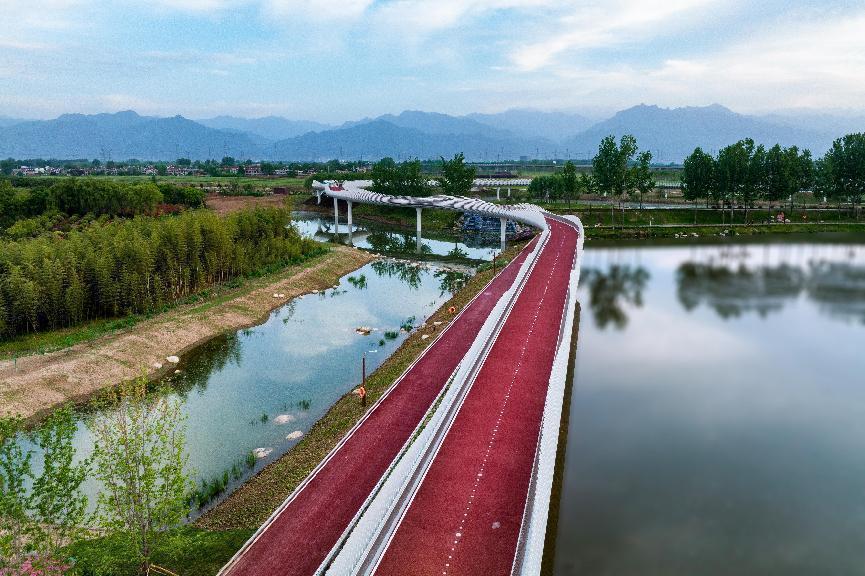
197;239;530;531
65;527;253;576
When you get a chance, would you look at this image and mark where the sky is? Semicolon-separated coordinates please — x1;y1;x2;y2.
1;0;864;122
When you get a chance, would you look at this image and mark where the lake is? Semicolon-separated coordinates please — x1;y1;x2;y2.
554;234;865;575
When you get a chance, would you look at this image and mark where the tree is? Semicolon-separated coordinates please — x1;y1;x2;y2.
1;408;88;570
716;139;753;223
592;135;638;227
630;150;655;211
681;147;715;223
561;160;578;208
88;377;192;573
30;406;89;555
371;158;428;197
437;153;476;198
1;416;32;567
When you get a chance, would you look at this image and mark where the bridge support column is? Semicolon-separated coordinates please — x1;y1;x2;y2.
507;188;511;198
500;217;507;251
416;207;423;254
333;197;339;239
347;200;353;245
496;187;500;201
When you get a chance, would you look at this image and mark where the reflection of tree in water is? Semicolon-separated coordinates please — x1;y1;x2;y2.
434;269;469;296
366;231;432;255
677;263;805;319
371;260;424;290
807;262;865;323
165;333;243;398
583;265;650;329
675;259;865;323
347;274;368;290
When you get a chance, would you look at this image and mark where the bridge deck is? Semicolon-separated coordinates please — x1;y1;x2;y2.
220;243;535;576
371;218;579;576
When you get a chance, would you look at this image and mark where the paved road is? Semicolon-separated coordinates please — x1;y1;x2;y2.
221;242;535;576
372;218;579;576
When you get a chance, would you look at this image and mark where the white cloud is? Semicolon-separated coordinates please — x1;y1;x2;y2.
263;0;373;21
509;0;720;71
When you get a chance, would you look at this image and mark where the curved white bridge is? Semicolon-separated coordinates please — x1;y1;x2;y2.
312;180;548;250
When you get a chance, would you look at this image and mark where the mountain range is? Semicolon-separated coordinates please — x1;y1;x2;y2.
0;105;860;163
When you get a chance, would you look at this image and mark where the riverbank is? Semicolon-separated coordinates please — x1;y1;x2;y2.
197;240;528;531
0;245;376;423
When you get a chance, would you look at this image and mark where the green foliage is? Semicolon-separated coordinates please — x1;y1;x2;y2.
817;133;865;204
383;330;398;340
370;158;429;197
157;182;205;208
0;207;324;340
592;134;638;198
436;153;476;197
1;407;88;569
87;377;193;573
681;147;715;203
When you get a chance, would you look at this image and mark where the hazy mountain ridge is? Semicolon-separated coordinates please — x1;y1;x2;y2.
564;104;837;163
197;115;332;142
0;111;265;160
268;119;555;162
0;105;861;162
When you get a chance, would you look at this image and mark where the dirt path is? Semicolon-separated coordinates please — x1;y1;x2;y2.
0;246;375;423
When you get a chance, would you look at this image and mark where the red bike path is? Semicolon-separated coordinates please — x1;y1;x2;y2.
373;218;578;576
223;241;535;576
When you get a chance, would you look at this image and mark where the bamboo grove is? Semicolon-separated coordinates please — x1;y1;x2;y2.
0;207;324;339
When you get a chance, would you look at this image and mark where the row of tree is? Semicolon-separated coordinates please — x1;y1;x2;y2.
681;133;865;217
0;178;206;230
368;154;478;197
0;207;323;339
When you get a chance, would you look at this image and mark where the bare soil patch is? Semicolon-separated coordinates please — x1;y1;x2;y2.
205;194;292;215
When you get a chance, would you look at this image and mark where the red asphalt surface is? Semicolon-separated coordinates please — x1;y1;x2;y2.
223;240;535;576
374;219;578;576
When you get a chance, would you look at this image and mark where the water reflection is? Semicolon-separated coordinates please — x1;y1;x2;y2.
556;236;865;576
676;260;865;323
290;211;500;261
582;266;650;330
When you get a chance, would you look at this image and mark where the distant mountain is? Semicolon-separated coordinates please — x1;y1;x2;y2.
758;110;865;140
0;111;265;160
197;115;332;141
339;110;518;140
564;104;835;163
0;116;25;128
468;109;594;143
268;119;554;162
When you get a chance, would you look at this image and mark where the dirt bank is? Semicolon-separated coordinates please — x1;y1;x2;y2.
0;246;376;422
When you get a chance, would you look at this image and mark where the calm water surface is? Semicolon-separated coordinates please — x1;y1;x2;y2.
291;210;502;261
555;235;865;575
23;256;470;510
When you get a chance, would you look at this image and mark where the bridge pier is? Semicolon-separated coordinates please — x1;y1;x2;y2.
333;197;339;239
416;207;423;254
347;200;353;245
507;188;511;198
496;187;501;201
500;217;507;251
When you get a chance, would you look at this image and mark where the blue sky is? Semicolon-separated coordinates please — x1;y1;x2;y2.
1;0;864;121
